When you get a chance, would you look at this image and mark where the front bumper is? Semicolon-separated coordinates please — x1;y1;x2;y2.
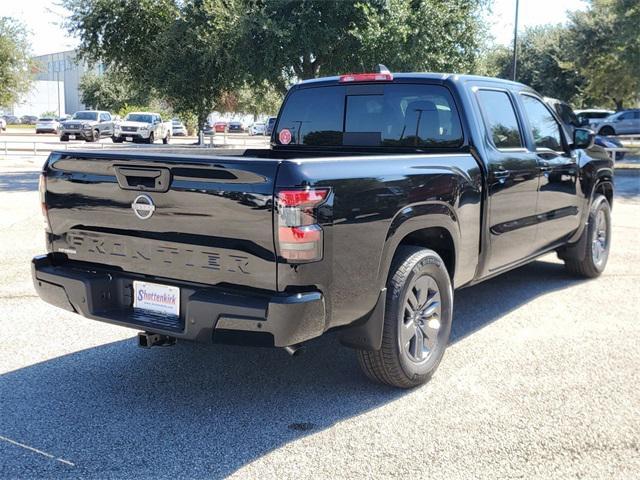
61;129;91;139
116;131;150;140
32;254;326;347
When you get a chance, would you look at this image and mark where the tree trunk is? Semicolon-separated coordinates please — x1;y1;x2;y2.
197;109;208;145
613;98;624;111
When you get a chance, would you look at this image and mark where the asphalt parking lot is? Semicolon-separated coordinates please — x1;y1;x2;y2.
0;156;638;479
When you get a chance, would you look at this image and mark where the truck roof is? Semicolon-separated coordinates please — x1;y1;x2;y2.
295;72;528;89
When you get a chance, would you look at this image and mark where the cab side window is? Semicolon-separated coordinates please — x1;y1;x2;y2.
521;95;563;151
476;90;523;149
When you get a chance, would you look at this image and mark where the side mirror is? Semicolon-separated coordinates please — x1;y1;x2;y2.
572;128;595;149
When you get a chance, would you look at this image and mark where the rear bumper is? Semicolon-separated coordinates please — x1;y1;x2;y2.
32;254;326;347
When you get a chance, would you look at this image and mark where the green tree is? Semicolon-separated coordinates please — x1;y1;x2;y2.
483;25;585;103
80;70;151;112
242;0;488;89
234;82;283;119
0;17;34;108
568;0;640;110
64;0;242;133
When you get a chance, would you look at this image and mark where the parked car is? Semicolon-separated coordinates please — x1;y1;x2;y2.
265;116;277;136
248;122;266;135
113;112;171;144
2;115;19;125
35;117;60;134
33;70;613;389
574;109;614;129
171;119;187;136
214;121;228;133
228;121;244;133
202;122;216;136
20;115;38;125
60;111;114;142
595;109;640;136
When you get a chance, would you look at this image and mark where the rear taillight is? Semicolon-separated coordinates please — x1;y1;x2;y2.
339;72;393;82
38;173;51;232
277;188;329;262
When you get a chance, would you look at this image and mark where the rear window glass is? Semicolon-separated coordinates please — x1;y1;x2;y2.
276;84;463;148
476;90;523;149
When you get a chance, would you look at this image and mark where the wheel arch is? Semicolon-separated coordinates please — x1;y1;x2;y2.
339;206;459;352
378;203;460;289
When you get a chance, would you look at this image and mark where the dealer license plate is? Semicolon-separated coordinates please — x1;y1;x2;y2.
126;136;133;142
69;135;76;140
133;281;180;317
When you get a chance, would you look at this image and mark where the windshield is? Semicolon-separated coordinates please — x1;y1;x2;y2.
126;114;153;123
276;84;463;148
38;118;54;122
72;111;98;120
172;119;181;124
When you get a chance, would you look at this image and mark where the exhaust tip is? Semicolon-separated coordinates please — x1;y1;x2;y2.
283;344;305;357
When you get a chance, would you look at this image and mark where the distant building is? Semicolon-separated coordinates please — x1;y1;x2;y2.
12;80;66;118
32;50;104;116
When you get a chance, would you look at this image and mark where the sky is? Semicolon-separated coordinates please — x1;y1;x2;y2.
3;0;588;57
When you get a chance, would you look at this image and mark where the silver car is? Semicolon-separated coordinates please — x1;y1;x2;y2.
596;109;640;136
35;117;60;134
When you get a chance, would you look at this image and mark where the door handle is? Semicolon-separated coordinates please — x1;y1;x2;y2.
493;169;510;184
539;161;551;171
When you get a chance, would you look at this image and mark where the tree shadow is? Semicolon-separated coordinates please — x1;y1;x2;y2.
0;171;39;192
0;258;584;479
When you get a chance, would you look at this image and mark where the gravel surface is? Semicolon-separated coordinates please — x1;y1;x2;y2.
0;158;638;479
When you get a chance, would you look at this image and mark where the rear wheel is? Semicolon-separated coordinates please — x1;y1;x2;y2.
162;132;170;144
599;126;615;136
562;194;611;278
357;246;453;388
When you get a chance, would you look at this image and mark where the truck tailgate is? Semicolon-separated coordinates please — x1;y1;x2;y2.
44;151;279;291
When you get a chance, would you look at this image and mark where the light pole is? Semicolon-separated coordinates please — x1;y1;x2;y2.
512;0;520;81
56;69;61;118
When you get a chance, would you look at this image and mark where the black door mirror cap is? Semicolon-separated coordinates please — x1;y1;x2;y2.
572;128;595;149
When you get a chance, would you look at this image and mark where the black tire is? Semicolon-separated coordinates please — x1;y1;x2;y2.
357;246;453;388
162;133;170;144
598;126;615;136
147;132;154;144
563;194;611;278
112;136;123;143
86;129;99;142
60;136;69;142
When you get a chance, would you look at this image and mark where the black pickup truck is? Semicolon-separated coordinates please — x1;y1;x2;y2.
33;72;614;388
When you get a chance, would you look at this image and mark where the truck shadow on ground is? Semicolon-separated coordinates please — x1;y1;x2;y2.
0;258;584;479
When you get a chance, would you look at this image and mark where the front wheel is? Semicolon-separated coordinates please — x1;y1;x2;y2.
162;133;170;144
86;129;99;142
562;194;611;278
357;246;453;388
147;132;154;144
599;126;615;136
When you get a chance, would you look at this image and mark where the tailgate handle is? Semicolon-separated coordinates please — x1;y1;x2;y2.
114;166;171;192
